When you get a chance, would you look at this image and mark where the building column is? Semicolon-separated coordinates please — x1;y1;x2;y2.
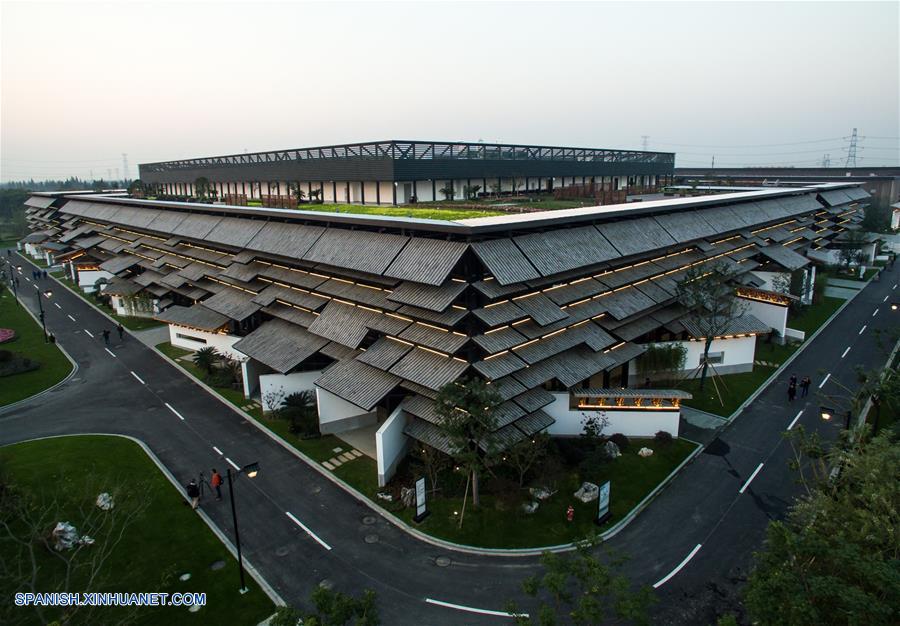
376;181;381;205
392;182;397;206
432;179;436;202
361;181;366;205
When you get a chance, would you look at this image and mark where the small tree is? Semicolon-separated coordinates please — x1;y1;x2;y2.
507;538;656;625
194;176;211;200
192;346;220;375
635;343;687;385
411;444;451;496
282;390;319;438
489;182;502;198
505;432;550;487
676;261;747;391
127;179;144;197
289;182;306;204
270;587;379;626
439;184;455;201
308;187;323;203
434;377;501;510
463;184;482;201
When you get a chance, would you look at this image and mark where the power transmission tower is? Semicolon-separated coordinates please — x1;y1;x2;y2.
122;153;129;182
640;135;649;151
844;128;859;166
711;155;715;169
821;153;831;167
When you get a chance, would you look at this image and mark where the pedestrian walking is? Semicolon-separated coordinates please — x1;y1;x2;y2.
566;504;575;523
788;381;797;402
186;479;200;509
42;270;47;280
116;323;124;341
210;469;223;501
102;329;111;345
789;373;798;388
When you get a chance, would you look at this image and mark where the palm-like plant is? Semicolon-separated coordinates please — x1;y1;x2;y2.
192;346;220;375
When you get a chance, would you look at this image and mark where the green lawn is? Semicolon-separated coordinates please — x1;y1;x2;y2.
0;436;274;626
0;286;73;406
302;203;504;220
788;297;845;336
53;273;165;330
385;439;697;549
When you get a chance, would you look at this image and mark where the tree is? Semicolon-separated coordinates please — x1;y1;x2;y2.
745;431;900;626
505;432;550;487
411;444;451;496
289;182;306;204
308;187;323;203
439;184;455;201
192;346;220;375
676;261;747;391
0;476;153;626
507;538;656;626
463;184;482;201
127;179;144;197
635;343;687;385
434;377;502;510
489;182;502;198
270;586;379;626
282;390;319;437
837;230;868;270
194;176;211;200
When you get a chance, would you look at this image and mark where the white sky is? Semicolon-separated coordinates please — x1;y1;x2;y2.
1;0;898;181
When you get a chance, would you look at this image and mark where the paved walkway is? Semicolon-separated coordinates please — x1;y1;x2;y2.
132;324;170;348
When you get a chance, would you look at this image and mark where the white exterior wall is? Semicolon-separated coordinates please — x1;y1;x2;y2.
167;325;243;360
544;393;681;438
375;407;409;487
314;386;377;434
648;335;757;376
78;270;114;293
24;243;43;259
751;271;791;293
241;358;270;399
258;370;322;412
109;294;159;317
739;297;788;337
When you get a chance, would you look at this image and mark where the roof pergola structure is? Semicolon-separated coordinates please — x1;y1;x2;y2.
23;183;868;455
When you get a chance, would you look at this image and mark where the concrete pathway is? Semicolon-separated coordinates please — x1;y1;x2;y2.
131;324;170;349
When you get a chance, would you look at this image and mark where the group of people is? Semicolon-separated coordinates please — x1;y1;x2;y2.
100;323;125;345
788;373;811;402
186;469;225;509
31;269;48;280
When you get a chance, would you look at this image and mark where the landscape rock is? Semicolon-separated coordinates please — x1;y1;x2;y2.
51;522;79;551
521;501;539;514
376;492;393;502
602;440;621;459
638;447;654;458
96;492;114;510
400;486;415;508
529;486;556;501
574;481;599;503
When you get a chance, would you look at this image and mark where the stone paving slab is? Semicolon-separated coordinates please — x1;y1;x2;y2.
321;461;334;470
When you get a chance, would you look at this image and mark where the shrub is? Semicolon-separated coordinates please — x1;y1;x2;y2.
578;450;610;481
486;476;522;512
654;430;674;445
609;433;630;451
0;349;11;362
554;437;588;466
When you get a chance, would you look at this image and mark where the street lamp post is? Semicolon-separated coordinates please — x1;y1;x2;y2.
226;461;259;594
5;265;18;306
820;406;852;431
36;289;52;342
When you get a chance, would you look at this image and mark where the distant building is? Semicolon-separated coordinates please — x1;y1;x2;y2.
138;140;676;205
24;182;868;486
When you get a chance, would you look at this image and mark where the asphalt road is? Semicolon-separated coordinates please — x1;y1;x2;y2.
3;251;897;624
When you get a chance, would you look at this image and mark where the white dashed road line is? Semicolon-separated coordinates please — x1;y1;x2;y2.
872;308;879;317
104;348;116;357
788;410;803;430
859;325;867;335
225;457;241;471
165;403;185;420
286;512;333;551
24;276;30;282
130;371;146;385
885;295;890;302
84;329;94;338
67;314;76;322
212;446;223;456
818;373;831;389
841;346;851;358
739;463;764;494
54;302;61;309
652;544;703;589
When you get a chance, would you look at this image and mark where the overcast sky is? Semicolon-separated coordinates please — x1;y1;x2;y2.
1;0;897;181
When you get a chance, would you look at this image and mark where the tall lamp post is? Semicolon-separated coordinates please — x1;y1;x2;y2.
5;265;18;305
36;289;53;342
226;461;259;594
820;406;852;431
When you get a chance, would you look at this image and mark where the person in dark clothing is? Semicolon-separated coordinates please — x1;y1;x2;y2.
116;323;124;341
102;329;111;345
789;373;798;388
800;376;811;398
48;333;56;344
42;270;47;279
186;479;200;509
788;381;797;402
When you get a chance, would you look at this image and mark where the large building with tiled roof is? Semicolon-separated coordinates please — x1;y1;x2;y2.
22;182;869;485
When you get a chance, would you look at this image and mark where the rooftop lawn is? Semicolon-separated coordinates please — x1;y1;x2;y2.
0;436;274;626
0;285;73;407
302;203;505;220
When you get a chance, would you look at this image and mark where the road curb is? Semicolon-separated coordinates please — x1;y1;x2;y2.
0;280;79;416
0;433;285;609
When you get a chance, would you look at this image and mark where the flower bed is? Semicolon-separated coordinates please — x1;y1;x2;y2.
0;328;15;343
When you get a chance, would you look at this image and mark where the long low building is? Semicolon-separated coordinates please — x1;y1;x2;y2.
138;139;676;205
23;182;868;485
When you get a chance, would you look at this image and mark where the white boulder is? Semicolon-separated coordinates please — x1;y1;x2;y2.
574;481;599;503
